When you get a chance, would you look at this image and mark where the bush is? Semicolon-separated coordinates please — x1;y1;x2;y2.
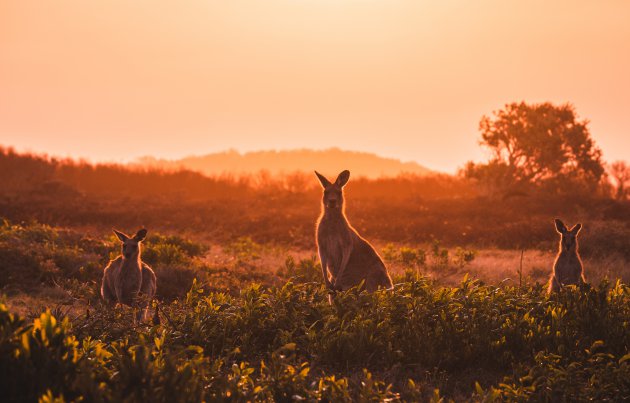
0;220;105;290
277;256;321;283
383;242;476;275
480;347;630;401
224;237;263;262
382;243;426;268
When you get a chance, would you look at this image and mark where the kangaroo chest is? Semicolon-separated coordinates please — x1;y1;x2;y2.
115;261;142;305
555;253;582;279
556;253;580;266
318;218;353;276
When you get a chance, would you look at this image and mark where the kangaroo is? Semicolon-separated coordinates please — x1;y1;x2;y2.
548;218;585;294
315;170;393;292
101;228;157;321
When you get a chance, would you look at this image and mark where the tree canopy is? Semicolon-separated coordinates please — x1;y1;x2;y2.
609;161;630;200
464;102;605;195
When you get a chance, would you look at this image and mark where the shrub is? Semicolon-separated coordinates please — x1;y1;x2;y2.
0;220;105;289
2;271;630;400
224;236;263;262
480;347;630;401
277;256;321;283
453;246;477;268
382;243;426;268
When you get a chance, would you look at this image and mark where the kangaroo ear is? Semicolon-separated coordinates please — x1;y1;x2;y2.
113;229;129;242
554;219;567;234
335;170;350;187
314;171;332;188
570;223;582;235
134;228;148;242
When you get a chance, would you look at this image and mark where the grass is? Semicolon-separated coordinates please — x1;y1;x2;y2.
1;220;630;401
2;219;628;313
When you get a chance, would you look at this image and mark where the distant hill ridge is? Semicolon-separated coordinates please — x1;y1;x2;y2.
135;148;431;178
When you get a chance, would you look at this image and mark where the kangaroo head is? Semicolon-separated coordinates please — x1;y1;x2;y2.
114;228;147;259
554;219;582;253
315;170;350;210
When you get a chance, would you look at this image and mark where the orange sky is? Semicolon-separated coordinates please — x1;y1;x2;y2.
1;1;629;173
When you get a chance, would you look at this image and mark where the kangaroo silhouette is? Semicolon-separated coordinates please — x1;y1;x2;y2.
315;170;393;292
548;218;585;294
101;228;157;321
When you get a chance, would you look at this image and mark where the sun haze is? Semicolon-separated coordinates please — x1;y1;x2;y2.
1;1;629;172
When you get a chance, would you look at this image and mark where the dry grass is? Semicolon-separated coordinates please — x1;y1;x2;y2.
3;232;628;320
380;245;630;287
4;287;87;319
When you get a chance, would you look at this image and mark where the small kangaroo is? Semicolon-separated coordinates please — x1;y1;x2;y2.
315;170;393;292
101;228;157;321
548;218;585;294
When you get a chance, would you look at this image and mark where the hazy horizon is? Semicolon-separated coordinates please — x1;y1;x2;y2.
3;143;438;172
2;1;629;173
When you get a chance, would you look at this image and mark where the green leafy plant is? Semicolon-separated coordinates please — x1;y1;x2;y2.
2;269;630;401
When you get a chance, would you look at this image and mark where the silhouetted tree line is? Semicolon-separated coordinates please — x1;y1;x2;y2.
463;102;627;200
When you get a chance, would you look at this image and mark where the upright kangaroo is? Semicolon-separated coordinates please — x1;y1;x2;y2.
315;170;393;292
548;218;585;294
101;228;157;321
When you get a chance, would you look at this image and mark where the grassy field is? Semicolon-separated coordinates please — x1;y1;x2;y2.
1;220;630;401
3;220;629;315
1;150;630;401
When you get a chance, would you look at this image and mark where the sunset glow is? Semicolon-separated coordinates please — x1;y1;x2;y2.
1;1;629;172
2;2;630;399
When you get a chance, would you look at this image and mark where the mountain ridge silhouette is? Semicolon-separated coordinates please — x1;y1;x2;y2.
134;148;432;178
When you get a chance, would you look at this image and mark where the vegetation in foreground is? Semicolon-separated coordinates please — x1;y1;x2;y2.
1;220;629;402
2;276;630;402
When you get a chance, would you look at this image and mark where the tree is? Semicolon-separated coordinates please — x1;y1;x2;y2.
609;161;630;200
464;102;605;194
